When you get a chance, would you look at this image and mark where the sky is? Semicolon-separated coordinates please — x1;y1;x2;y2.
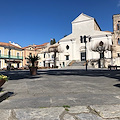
0;0;120;47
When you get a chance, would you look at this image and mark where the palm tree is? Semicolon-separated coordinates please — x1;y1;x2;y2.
26;55;39;67
26;55;40;75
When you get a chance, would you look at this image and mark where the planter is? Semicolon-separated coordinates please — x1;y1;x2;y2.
29;67;37;75
0;79;6;88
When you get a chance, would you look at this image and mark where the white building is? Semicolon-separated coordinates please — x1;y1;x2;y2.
40;13;112;68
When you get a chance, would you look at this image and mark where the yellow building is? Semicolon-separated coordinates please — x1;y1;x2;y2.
0;42;23;69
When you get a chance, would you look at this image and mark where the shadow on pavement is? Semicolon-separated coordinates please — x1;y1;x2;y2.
45;69;120;81
0;70;42;80
0;69;120;88
114;84;120;88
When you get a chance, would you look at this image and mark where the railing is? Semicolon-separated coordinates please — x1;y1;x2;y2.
0;54;23;59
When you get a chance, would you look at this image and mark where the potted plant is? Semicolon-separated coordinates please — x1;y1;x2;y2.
0;74;8;88
26;55;40;75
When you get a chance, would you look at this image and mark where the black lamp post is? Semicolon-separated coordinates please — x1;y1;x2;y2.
84;35;87;71
8;47;11;71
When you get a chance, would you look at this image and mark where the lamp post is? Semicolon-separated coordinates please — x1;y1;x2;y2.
8;46;11;71
84;35;87;71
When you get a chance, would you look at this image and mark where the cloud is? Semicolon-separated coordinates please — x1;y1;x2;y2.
118;0;120;7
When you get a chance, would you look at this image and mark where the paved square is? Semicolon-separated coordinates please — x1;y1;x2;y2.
0;69;120;109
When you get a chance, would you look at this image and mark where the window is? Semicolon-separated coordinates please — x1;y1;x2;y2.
29;53;32;56
52;55;54;58
66;45;69;50
44;53;46;58
89;37;91;42
63;62;65;67
43;61;45;67
117;21;120;30
80;36;83;43
0;50;1;57
118;53;120;57
66;55;69;60
17;53;19;58
118;38;120;45
81;52;86;61
8;50;11;57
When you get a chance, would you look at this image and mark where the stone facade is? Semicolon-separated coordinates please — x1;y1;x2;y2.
112;14;120;58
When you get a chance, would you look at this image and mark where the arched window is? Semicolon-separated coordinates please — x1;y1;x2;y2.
118;38;120;45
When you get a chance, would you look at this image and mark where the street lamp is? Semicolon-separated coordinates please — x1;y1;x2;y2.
83;35;87;71
8;46;11;71
80;35;91;71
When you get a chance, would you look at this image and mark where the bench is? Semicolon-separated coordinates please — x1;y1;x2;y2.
108;65;120;70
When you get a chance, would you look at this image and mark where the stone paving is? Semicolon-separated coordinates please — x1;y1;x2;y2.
0;68;120;119
0;105;120;120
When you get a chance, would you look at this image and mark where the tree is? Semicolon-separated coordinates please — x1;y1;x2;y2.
50;40;53;45
90;40;112;68
26;54;40;75
48;45;58;68
26;55;40;67
50;38;56;45
52;38;56;44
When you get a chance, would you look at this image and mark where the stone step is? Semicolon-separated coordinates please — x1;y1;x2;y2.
71;61;85;66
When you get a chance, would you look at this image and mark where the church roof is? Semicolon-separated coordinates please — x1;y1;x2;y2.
72;13;101;30
72;13;94;23
59;34;75;42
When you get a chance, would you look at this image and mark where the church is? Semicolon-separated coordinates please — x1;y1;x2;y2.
38;13;120;69
41;13;112;68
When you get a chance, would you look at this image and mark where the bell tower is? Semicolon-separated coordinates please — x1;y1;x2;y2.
112;14;120;58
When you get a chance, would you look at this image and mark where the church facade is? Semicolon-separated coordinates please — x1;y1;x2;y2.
54;13;112;68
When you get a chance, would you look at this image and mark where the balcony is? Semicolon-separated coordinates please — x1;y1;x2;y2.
0;54;23;60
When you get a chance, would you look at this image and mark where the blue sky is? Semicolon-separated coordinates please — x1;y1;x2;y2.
0;0;120;47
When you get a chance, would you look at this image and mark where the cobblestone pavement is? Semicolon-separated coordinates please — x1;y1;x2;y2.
0;68;120;119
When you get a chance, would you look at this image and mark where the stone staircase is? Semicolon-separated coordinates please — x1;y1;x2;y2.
64;60;87;69
71;61;85;66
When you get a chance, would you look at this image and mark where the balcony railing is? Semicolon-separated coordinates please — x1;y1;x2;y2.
0;54;23;60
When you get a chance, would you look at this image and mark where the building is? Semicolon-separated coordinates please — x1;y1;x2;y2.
1;13;118;69
40;13;112;68
22;43;49;67
0;41;23;69
0;42;50;69
112;14;120;65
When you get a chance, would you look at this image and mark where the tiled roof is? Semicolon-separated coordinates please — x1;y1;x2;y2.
22;42;49;49
104;31;112;33
0;42;22;49
35;42;49;47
